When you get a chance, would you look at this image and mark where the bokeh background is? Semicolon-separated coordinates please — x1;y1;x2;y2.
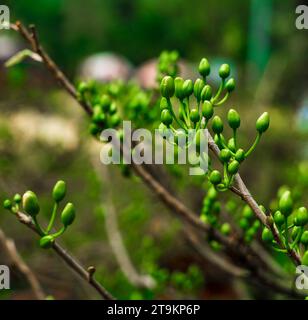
0;0;307;299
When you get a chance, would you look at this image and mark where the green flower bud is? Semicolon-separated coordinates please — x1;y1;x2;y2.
183;79;193;97
110;114;121;127
3;199;12;210
174;77;184;100
61;202;76;227
273;211;285;227
212;202;221;214
209;170;222;185
160;97;169;110
302;251;308;266
227;109;241;130
52;180;66;203
256;112;270;134
89;123;101;136
221;222;231;236
300;231;308;246
161;109;173;126
294;207;308;227
262;227;274;243
252;220;261;230
109;102;117;115
210;240;222;251
100;94;111;112
39;235;54;249
22;191;40;216
200;85;212;101
13;194;22;204
201;101;214;119
227;138;236;152
92;105;106;125
160;76;175;98
190;109;200;123
279;191;293;217
239;218;249;230
277;185;290;199
235;149;245;162
242;205;253;219
207;187;217;201
198;58;210;78
228;160;240;174
212;116;223;134
193;78;205;101
220;149;232;162
246;227;257;239
225;78;235;92
77;82;88;94
219;64;230;79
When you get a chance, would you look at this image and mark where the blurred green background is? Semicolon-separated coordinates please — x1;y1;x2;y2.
0;0;307;299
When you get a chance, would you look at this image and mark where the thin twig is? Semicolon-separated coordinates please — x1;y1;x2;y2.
184;226;303;298
0;228;46;300
14;211;115;300
208;133;301;265
184;226;249;278
98;159;156;289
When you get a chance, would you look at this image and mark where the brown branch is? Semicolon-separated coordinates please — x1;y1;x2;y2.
11;22;92;116
96;159;156;289
9;21;300;292
15;211;115;300
184;227;303;298
0;228;46;300
208;134;301;265
184;226;249;278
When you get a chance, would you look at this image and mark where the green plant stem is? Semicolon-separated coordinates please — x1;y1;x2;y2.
233;129;238;150
290;228;303;250
272;246;288;253
183;100;192;128
217;134;229;150
284;217;289;250
211;79;225;104
33;216;45;236
245;133;261;157
214;92;229;106
52;226;66;238
46;203;58;234
223;162;229;186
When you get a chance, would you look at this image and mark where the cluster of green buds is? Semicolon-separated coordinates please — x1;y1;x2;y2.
238;205;261;243
209;109;270;190
157;50;179;83
158;59;235;153
200;183;232;240
77;81;122;137
3;180;76;249
158;58;270;190
261;189;308;266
